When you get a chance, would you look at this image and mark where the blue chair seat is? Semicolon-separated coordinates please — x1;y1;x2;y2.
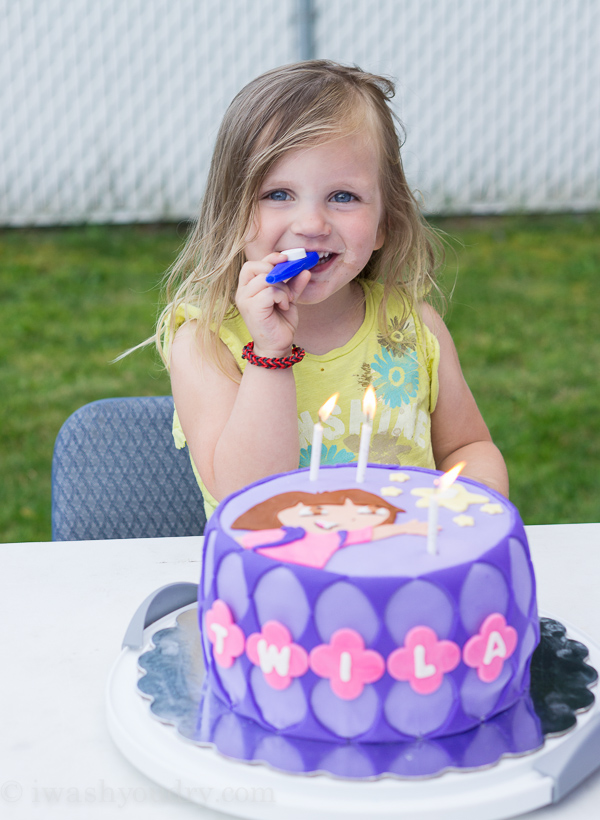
52;396;205;540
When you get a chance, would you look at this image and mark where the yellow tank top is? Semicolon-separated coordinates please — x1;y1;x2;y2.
170;284;440;520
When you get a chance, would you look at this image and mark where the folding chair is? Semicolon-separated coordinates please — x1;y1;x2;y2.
52;396;205;540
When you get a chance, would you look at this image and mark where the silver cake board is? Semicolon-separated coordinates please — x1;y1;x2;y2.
107;585;600;820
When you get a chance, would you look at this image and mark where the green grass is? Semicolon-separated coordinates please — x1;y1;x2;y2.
433;214;600;525
0;224;178;542
1;215;598;542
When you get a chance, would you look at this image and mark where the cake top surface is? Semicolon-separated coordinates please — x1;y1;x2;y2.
216;465;519;578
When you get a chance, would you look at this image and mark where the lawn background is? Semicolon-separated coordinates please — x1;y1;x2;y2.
1;214;598;543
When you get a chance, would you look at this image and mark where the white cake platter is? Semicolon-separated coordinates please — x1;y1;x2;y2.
106;596;600;820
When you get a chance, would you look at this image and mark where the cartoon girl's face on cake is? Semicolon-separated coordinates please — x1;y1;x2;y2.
277;498;391;534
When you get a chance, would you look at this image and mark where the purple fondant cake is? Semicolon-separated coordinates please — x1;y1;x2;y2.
198;464;539;744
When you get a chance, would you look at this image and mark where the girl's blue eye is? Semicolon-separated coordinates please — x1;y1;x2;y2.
331;191;355;203
266;190;290;201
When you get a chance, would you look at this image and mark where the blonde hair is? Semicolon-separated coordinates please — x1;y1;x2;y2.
156;60;444;376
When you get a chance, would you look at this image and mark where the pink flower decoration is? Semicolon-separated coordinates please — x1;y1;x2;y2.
246;620;309;690
387;626;461;695
204;599;245;668
309;629;385;700
463;613;517;683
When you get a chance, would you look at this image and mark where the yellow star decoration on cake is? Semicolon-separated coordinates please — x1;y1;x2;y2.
411;484;490;513
381;486;403;497
453;514;475;527
480;503;505;515
388;472;410;483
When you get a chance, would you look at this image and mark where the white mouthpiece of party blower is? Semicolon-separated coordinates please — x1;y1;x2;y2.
282;248;307;260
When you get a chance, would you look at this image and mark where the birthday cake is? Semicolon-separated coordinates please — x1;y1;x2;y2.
198;464;539;744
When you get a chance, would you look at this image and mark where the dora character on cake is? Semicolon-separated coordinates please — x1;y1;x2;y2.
231;489;428;569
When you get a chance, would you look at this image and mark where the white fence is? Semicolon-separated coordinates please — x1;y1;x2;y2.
1;0;599;225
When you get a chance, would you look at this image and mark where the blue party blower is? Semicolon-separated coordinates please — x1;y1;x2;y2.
266;249;320;284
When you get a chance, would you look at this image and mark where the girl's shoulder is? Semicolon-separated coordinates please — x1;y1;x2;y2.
165;301;248;359
161;302;202;361
364;282;439;360
419;302;451;352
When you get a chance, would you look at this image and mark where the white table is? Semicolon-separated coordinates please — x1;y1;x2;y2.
2;524;600;819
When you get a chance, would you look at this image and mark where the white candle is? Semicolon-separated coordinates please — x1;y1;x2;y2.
426;462;466;555
356;386;377;483
309;422;323;481
427;490;440;555
356;419;372;483
309;393;339;482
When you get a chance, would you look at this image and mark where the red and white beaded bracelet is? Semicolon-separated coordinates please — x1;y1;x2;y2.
241;341;306;369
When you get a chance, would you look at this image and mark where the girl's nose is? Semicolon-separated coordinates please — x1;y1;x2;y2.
291;204;331;238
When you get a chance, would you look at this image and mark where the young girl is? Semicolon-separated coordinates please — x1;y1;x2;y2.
160;60;508;521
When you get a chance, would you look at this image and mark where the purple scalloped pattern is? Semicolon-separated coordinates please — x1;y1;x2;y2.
311;679;380;738
214;657;247;704
216;552;249;621
385;580;454;642
459;563;509;634
250;667;308;730
317;745;377;778
509;538;534;616
460;662;513;719
389;740;453;777
254;566;310;639
314;582;379;643
384;678;456;735
253;735;305;772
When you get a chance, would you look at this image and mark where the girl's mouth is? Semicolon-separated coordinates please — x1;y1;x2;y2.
311;252;338;272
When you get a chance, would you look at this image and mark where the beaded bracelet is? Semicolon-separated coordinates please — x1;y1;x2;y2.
241;341;306;369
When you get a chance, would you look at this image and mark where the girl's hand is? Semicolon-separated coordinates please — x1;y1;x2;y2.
397;519;430;537
235;252;311;357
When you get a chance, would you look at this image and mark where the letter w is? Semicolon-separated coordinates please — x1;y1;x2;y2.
257;639;291;676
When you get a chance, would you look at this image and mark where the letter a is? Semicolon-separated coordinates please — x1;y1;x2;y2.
483;631;507;666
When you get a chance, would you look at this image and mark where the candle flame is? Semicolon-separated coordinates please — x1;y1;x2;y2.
362;385;377;421
436;461;466;491
319;393;339;423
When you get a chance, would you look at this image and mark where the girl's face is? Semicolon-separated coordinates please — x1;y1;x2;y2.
277;497;391;534
244;129;385;306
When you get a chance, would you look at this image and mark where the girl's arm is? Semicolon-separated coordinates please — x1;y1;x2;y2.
169;254;311;504
421;304;510;497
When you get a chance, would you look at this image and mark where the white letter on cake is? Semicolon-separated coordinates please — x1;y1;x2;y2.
413;644;436;679
339;651;352;683
210;623;229;655
483;631;507;665
257;639;291;677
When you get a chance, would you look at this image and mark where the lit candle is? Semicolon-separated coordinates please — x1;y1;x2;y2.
309;393;339;481
427;461;466;555
356;386;377;483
